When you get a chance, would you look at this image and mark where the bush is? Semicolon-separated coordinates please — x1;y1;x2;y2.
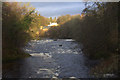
2;2;34;62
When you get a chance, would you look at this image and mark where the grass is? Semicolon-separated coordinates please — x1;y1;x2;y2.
90;53;119;78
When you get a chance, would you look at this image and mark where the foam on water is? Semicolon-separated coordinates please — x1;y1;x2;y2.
65;39;75;42
30;53;52;58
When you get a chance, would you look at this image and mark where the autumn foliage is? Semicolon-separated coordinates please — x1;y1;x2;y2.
2;2;49;62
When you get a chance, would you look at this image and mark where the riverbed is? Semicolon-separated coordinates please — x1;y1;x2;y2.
3;39;90;78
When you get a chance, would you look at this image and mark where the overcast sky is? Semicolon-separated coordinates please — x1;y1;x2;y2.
29;2;85;18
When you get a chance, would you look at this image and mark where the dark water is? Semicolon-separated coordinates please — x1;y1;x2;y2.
3;39;90;78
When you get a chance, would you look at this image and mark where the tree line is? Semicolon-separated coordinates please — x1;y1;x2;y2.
47;2;119;76
48;2;118;59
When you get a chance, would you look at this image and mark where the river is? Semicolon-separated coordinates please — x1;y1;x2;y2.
3;39;90;78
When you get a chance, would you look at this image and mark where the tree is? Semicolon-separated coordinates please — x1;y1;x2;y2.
2;2;35;62
49;17;53;23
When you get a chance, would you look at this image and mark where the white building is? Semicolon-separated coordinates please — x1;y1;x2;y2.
48;22;59;27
